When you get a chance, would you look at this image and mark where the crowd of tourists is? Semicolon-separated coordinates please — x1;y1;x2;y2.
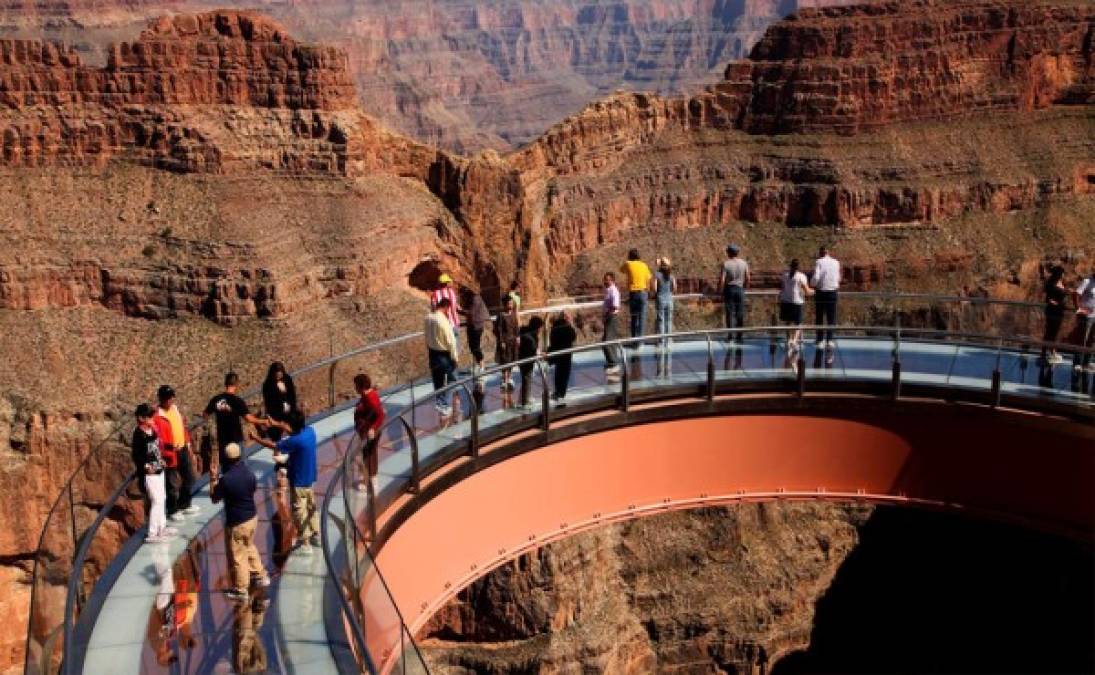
129;247;1095;608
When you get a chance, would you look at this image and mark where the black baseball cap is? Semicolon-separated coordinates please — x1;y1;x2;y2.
157;385;175;401
135;403;155;419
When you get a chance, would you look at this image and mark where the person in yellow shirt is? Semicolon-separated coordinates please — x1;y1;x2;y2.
619;249;655;344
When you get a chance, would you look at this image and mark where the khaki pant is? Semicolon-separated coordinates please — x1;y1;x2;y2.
291;486;319;542
226;516;266;593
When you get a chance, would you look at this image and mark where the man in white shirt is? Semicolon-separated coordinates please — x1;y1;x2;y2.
810;245;841;347
425;298;459;416
1073;271;1095;373
602;272;622;374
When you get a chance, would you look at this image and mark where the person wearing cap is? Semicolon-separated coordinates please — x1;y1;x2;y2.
619;249;655;342
425;297;459;417
132;403;177;543
718;244;750;344
810;245;842;348
211;441;269;601
430;273;462;342
203;372;271;470
153;385;199;521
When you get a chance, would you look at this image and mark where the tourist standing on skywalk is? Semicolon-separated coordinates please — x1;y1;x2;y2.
261;361;298;443
211;442;270;601
1073;270;1095;373
1042;265;1068;365
132;403;177;544
495;294;520;391
430;273;462;342
426;297;459;418
462;290;491;373
778;258;813;350
548;312;577;405
811;245;842;348
203;372;271;470
353;373;386;488
517;316;545;410
154;385;199;523
251;410;319;553
719;244;750;344
602;272;622;376
620;249;655;342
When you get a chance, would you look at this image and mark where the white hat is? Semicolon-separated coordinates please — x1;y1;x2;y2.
224;443;241;460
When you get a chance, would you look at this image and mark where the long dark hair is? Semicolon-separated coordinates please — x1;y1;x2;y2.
264;361;289;388
1047;265;1065;285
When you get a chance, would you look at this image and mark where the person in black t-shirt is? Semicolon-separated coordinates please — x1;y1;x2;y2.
132;403;178;543
203;372;270;470
1042;265;1068;365
517;316;544;410
548;312;578;405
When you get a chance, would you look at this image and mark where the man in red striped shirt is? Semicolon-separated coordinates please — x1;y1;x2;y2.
430;273;461;341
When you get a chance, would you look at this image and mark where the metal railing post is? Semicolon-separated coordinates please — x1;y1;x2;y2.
399;418;421;494
366;471;378;542
537;359;551;431
991;341;1003;408
67;484;81;614
892;322;902;400
469;392;480;458
620;342;630;412
327;361;337;409
795;353;806;397
705;334;715;401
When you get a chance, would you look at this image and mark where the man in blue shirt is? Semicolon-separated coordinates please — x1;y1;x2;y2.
253;410;319;553
211;442;269;601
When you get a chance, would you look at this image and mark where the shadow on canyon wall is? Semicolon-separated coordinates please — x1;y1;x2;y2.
773;507;1094;675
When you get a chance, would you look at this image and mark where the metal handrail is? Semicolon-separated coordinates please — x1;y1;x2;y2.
31;291;1087;674
329;322;1094;672
319;433;376;675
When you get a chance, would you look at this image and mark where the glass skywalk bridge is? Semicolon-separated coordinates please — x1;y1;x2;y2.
22;293;1095;675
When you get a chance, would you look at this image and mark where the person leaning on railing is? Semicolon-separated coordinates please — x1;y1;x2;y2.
353;373;385;492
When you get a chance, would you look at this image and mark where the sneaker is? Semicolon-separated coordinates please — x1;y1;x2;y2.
251;574;271;588
168;513;185;523
310;534;321;547
554;399;568;409
297;543;313;556
182;505;201;515
144;535;167;544
826;340;837;349
224;589;248;602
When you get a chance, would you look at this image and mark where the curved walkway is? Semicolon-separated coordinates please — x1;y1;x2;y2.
77;335;1092;674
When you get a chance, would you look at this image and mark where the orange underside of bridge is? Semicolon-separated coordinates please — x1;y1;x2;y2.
367;405;1094;668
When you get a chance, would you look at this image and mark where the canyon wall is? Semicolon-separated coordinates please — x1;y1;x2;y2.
421;505;1095;673
0;2;1091;672
0;0;857;153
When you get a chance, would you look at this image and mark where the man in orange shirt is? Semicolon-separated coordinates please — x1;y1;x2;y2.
619;248;655;344
154;385;199;522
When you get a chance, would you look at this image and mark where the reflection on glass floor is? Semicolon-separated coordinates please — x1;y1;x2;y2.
80;336;1092;674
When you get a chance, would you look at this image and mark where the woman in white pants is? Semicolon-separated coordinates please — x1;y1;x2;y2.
133;403;178;543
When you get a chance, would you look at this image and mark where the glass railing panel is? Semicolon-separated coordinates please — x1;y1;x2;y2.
358;551;409;673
